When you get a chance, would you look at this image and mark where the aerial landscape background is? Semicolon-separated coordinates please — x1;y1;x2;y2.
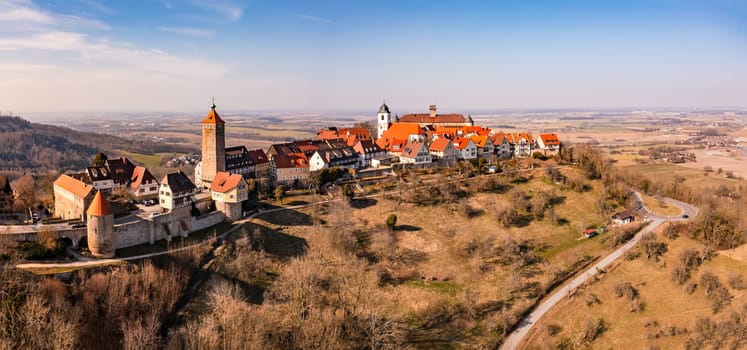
1;1;747;349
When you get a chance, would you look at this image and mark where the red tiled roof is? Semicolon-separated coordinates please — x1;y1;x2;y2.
130;166;157;189
381;123;424;141
399;113;466;124
453;137;474;150
612;211;633;220
211;172;244;193
202;106;224;124
429;138;452;152
87;190;112;216
54;174;93;199
470;135;491;148
339;128;370;139
247;149;269;164
352;139;383;154
272;153;309;168
463;126;492;135
381;138;407;153
316;129;340;140
538;133;561;145
491;132;507;144
402;141;425;159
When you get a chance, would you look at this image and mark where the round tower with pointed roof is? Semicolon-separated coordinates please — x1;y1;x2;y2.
200;101;226;187
377;100;392;139
86;190;115;258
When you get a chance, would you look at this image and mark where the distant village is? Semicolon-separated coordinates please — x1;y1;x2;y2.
1;101;562;258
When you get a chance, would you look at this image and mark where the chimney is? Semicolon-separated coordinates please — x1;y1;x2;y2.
429;104;437;118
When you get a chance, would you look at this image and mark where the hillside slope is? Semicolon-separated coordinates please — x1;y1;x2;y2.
0;116;194;172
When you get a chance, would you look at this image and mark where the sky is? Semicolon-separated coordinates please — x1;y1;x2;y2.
1;0;747;114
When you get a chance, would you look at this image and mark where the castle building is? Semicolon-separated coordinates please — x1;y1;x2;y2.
86;190;115;258
159;171;196;210
377;102;474;141
53;174;95;220
198;102;226;188
67;166;114;193
210;172;248;221
377;101;392;139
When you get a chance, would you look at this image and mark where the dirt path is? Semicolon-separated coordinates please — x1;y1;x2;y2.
500;192;698;350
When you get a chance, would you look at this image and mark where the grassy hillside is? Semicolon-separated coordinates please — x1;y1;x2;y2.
524;225;747;349
0;116;196;172
166;168;631;348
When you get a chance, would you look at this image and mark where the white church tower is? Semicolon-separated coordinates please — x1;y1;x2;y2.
377;100;391;139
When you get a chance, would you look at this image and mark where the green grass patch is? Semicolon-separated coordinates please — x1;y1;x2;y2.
405;279;464;297
116;151;172;169
625;163;738;188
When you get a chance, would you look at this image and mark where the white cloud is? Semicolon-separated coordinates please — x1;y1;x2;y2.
0;31;86;51
157;26;215;38
0;0;230;109
0;1;109;30
189;0;243;22
0;7;53;23
290;13;333;24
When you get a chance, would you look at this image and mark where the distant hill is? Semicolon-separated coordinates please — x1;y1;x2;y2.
0;116;195;172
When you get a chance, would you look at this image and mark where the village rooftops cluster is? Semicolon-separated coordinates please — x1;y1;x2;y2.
259;102;563;185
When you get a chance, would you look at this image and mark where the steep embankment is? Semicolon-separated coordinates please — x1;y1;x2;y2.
0;116;191;172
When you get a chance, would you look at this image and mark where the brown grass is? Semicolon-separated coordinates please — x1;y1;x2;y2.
524;228;747;349
639;192;683;216
201;170;623;347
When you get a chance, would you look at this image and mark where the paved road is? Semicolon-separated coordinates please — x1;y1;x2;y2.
500;192;698;350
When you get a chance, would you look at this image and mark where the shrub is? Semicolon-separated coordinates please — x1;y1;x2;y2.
614;282;639;301
683;282;697;294
639;232;667;261
386;214;397;231
547;324;562;336
586;293;602;307
671;248;701;285
700;272;732;312
728;273;746;290
342;184;355;202
274;185;286;204
581;317;608;343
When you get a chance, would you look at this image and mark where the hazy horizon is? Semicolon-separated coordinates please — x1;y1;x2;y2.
2;0;747;114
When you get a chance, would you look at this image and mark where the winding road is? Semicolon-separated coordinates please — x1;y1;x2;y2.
499;192;699;350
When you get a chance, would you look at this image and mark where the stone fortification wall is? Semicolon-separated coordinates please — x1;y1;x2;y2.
191;211;225;232
3;207;226;252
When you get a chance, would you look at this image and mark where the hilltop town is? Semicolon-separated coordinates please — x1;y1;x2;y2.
0;101;562;257
1;104;746;349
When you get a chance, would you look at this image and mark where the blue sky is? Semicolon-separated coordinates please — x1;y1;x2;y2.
1;0;746;113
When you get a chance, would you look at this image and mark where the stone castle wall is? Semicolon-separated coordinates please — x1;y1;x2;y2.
3;207;226;254
216;201;242;221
